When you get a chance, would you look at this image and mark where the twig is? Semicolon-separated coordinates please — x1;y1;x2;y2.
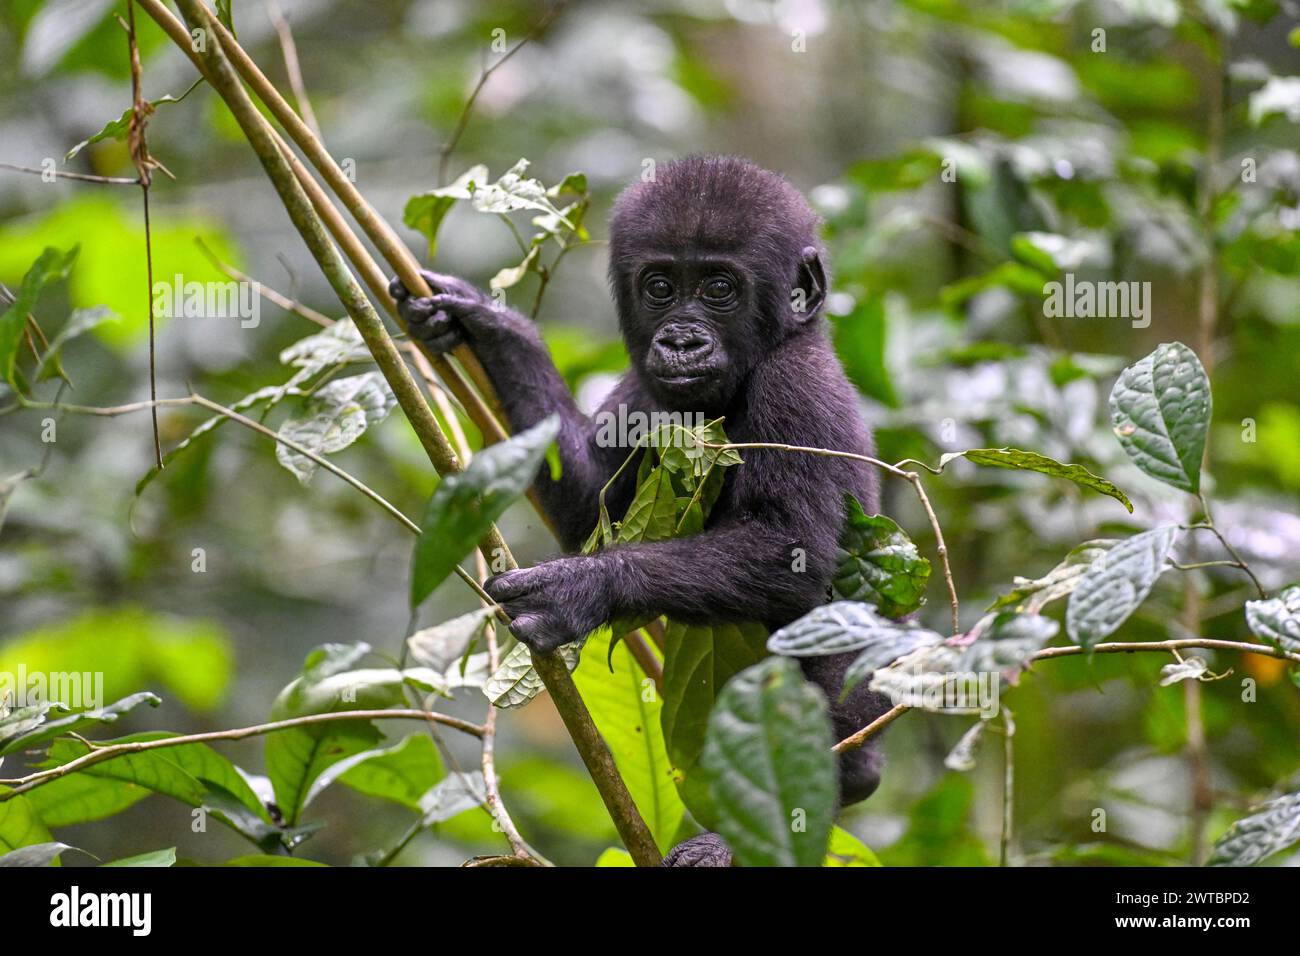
833;637;1300;753
1193;492;1266;599
265;0;321;141
195;236;332;327
437;2;568;185
0;708;485;799
0;162;139;185
125;1;163;469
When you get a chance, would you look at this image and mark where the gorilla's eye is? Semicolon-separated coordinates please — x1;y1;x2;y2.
702;276;735;302
643;275;675;305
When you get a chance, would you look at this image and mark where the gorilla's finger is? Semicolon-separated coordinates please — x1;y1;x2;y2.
418;329;465;355
424;293;482;318
484;569;542;602
506;613;562;654
388;274;410;301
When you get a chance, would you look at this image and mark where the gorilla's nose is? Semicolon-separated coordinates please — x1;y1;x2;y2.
655;326;713;358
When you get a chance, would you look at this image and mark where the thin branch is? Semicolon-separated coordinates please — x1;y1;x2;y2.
265;0;322;141
0;162;140;185
0;709;485;800
437;1;568;185
195;235;332;327
125;1;163;469
833;637;1300;753
1193;492;1266;599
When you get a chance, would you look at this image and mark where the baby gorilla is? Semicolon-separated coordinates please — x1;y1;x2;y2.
392;156;892;866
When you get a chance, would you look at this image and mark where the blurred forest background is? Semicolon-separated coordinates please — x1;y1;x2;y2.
1;0;1298;867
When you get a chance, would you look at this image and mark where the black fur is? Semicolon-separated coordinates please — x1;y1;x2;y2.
392;156;892;864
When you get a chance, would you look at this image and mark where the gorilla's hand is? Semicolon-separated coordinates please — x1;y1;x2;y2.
389;269;495;355
662;833;732;867
484;556;612;655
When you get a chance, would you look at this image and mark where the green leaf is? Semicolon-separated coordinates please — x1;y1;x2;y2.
419;771;486;825
403;165;489;257
489;243;541;292
44;734;267;824
1208;790;1300;866
410;416;560;608
661;620;769;826
103;848;176;867
768;600;940;658
483;639;581;709
595;847;634;867
941;448;1133;512
988;539;1117;613
869;613;1058;710
573;628;684;853
32;305;118;383
1108;342;1211;494
471;159;574;230
833;496;931;616
0;788;53;852
701;657;837;867
279;319;371;373
275;371;397;484
0;692;162;757
0;841;73;867
839;624;945;700
0;246;79;389
1066;526;1179;649
65;80;203;161
824;825;882;866
24;773;151;827
406;607;496;672
264;644;396;825
1244;585;1300;654
830;294;896;407
314;733;444;811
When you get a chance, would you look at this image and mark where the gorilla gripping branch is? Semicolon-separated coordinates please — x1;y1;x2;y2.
158;0;661;867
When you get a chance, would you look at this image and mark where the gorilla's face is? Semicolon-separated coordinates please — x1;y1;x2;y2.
621;251;760;410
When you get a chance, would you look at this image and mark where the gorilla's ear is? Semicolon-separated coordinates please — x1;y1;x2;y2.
793;246;827;323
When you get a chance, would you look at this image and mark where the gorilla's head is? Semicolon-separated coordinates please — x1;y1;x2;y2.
608;156;828;411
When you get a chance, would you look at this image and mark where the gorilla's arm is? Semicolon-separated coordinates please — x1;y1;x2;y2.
391;270;635;550
484;340;868;650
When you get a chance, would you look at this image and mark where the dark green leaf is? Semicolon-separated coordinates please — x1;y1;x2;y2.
1108;342;1211;494
941;447;1133;512
0;691;161;757
410;416;559;608
661;620;769;826
1208;790;1300;866
833;495;931;616
1244;585;1300;654
0;246;79;389
1066;526;1179;649
701;657;836;867
768;600;940;658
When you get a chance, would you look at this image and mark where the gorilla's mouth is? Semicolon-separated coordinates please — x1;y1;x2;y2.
657;371;710;386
